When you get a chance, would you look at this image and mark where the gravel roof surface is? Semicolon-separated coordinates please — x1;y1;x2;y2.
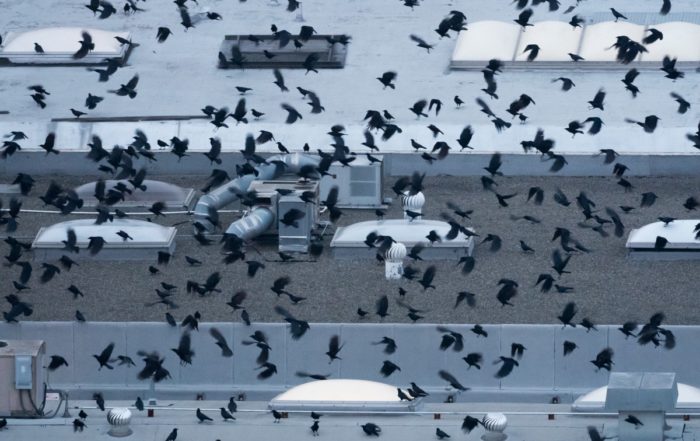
1;173;698;325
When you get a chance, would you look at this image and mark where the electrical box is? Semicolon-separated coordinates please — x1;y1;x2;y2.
0;340;46;417
14;356;32;390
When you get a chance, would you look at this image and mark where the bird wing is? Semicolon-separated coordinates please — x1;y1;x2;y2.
178;332;192;353
126;75;139;89
273;68;285;86
100;342;115;361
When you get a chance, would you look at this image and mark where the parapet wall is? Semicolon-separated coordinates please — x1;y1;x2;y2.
0;322;696;402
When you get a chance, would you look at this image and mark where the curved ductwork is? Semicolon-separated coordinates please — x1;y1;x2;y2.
193;152;321;234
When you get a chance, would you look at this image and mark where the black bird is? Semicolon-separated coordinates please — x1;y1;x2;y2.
85;93;103;110
94;393;105;411
110;74;139;99
209;327;233;357
670;92;690;114
587;425;611;441
409;99;428;118
377;71;397;89
436;427;451;439
73;419;86;432
463;352;483;369
40;133;59;155
558;302;577;328
588;89;606;111
591;348;614;371
484;153;503;177
73;32;94;59
380;360;401;377
522;44;540;61
165;428;178;441
552;77;575;91
625;115;660;133
280;209;306;228
196;408;213;423
34;42;45;53
643;28;664;45
272;409;283;423
619;322;638;338
514;8;534;30
220;407;235;421
640;192;658;207
439;370;468;391
273;68;289;92
457;126;474;150
326;335;343;363
94;343;115;370
563;341;578;356
610;8;627;22
418;265;436;290
362;422;382;436
48;355;69;371
372;337;397;354
462;415;482;433
494;356;519;378
171;332;195;365
410;34;434;52
661;0;672;15
622;68;641;97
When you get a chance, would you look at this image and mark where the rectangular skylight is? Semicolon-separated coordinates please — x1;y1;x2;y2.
0;27;132;65
450;20;700;70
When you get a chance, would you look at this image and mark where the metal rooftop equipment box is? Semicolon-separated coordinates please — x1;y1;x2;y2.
218;34;348;69
0;340;46;417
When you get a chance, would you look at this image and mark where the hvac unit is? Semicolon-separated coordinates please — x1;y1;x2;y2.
0;340;46;417
278;183;319;253
320;156;384;208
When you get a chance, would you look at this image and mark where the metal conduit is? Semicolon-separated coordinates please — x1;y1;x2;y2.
193;152;320;235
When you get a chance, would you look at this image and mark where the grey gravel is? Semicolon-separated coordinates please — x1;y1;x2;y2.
1;173;698;325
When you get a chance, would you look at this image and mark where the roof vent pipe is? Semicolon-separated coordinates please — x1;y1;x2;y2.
384;242;406;280
193;152;320;233
402;191;425;221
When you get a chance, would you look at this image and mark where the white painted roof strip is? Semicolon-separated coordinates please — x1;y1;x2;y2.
1;120;698;156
